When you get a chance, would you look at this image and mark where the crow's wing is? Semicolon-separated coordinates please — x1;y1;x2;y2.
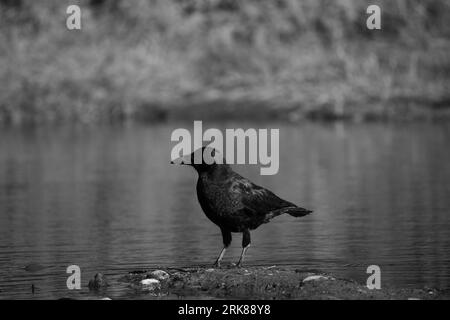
229;175;296;215
224;174;311;230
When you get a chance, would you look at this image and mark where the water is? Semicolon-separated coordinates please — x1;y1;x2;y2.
0;122;449;299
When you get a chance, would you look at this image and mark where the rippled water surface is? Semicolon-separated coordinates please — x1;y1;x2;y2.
1;122;449;299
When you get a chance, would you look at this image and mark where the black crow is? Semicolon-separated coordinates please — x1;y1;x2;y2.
171;147;312;267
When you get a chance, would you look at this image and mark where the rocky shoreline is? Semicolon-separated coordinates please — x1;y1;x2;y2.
82;266;448;300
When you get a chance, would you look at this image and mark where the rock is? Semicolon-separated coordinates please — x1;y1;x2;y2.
24;263;46;272
88;273;109;291
150;270;170;281
140;278;161;291
357;288;367;294
302;275;334;283
117;266;450;300
141;278;159;285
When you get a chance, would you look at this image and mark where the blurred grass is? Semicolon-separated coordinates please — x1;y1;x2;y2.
0;0;449;124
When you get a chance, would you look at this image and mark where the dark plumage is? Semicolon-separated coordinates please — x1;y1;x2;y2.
171;147;312;267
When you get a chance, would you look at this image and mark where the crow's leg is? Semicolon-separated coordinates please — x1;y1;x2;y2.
237;229;251;267
213;228;231;268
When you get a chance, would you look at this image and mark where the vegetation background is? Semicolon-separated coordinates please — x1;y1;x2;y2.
0;0;449;124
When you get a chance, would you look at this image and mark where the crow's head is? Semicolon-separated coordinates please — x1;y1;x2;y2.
171;146;225;172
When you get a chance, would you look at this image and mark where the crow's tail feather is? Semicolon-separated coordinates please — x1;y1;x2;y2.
284;206;312;217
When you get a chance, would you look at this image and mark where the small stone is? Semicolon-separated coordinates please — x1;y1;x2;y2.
24;263;46;272
302;275;333;283
205;268;215;272
88;273;108;290
357;288;367;294
150;270;170;281
140;278;160;291
141;278;159;285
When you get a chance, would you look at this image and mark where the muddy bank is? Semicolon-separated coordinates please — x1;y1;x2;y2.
109;266;448;300
158;97;450;123
2;97;450;126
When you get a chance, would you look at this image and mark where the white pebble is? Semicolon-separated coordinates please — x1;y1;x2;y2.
150;270;170;281
141;278;160;285
302;275;333;283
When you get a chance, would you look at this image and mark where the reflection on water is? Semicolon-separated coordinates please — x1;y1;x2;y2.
0;122;449;299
